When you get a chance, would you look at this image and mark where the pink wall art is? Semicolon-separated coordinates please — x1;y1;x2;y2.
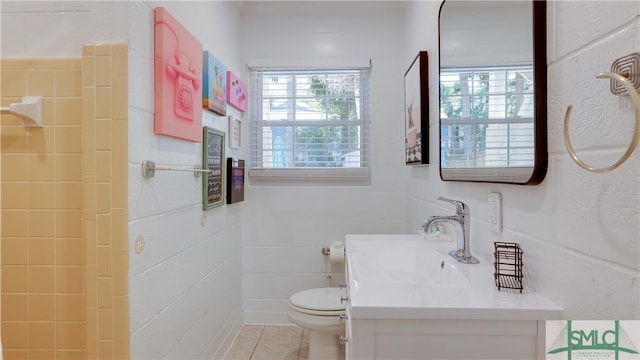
202;51;227;116
154;7;203;142
226;71;247;112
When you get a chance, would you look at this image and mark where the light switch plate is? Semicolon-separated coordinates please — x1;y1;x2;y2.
489;192;502;233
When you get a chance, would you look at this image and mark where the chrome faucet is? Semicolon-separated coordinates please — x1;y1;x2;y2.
422;197;479;264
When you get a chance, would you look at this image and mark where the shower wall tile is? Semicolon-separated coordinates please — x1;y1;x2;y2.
96;153;113;183
27;153;54;181
56;266;84;293
1;238;28;265
1;265;28;293
55;154;82;181
2;294;28;321
55;69;82;97
55;126;83;153
55;322;84;349
27;70;54;96
95;88;112;119
39;98;55;126
82;87;96;131
94;44;112;57
95;56;111;87
1;70;27;96
1;210;28;237
55;210;82;237
56;238;84;265
54;98;82;125
28;181;56;210
29;295;55;321
55;350;84;360
0;53;127;359
1;182;28;208
1;153;28;180
1;322;28;348
56;294;84;321
95;119;112;150
29;322;55;348
29;210;55;237
1;126;28;152
28;239;55;265
28;266;55;293
81;43;130;360
55;182;83;209
28;126;54;153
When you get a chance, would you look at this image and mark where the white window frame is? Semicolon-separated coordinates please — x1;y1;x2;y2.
248;66;371;186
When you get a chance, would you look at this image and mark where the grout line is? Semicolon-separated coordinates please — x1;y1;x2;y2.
550;13;640;66
296;329;304;360
248;332;258;360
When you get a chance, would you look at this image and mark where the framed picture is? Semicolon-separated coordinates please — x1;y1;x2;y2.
229;115;241;149
226;158;245;204
227;71;247;112
202;51;227;116
154;7;203;142
404;50;429;165
202;127;225;210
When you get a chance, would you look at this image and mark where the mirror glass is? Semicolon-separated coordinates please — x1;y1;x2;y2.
438;0;547;184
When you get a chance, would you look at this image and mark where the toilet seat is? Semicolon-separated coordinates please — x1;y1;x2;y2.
289;287;345;316
289;303;344;317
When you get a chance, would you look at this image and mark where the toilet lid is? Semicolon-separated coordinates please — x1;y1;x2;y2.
290;287;345;311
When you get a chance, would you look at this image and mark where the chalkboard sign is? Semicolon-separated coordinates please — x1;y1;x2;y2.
202;127;225;210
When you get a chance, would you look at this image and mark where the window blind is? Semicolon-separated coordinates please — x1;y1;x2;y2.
248;68;371;185
440;65;535;169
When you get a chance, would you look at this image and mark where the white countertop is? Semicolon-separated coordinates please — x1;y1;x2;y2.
345;234;564;320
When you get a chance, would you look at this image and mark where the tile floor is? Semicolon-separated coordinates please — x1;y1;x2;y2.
224;325;309;360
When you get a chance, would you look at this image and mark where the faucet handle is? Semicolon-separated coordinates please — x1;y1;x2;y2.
437;197;466;215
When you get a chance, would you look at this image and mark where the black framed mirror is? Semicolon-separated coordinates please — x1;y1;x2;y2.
438;0;547;184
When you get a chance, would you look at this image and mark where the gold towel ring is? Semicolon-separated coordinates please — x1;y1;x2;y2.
564;72;640;173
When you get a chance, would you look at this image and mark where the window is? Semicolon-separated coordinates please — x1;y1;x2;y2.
249;68;371;185
440;65;534;169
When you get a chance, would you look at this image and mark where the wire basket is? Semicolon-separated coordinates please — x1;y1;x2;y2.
494;242;523;293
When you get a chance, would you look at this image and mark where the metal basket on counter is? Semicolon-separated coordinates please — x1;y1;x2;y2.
493;242;523;293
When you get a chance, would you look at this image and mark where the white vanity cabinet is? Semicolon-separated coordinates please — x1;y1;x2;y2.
344;234;563;360
345;316;546;359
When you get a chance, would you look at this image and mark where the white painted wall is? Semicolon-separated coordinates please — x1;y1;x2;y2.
239;1;409;324
405;1;639;319
0;1;128;57
1;1;245;358
127;1;244;358
440;1;532;66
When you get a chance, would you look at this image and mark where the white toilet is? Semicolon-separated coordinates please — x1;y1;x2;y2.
288;287;346;360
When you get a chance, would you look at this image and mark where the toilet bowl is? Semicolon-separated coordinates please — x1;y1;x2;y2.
288;287;346;360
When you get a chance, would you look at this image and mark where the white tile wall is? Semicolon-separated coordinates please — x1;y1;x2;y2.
0;1;129;57
126;1;245;357
240;1;409;324
405;0;639;320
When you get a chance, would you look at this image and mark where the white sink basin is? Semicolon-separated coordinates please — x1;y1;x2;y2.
345;234;563;320
349;237;470;288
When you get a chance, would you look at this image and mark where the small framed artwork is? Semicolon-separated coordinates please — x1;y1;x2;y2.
227;71;247;112
202;51;227;116
154;7;203;142
226;158;245;204
229;115;241;149
404;50;429;165
202;127;225;210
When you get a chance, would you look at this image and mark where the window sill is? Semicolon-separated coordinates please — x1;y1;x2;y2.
248;168;371;186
